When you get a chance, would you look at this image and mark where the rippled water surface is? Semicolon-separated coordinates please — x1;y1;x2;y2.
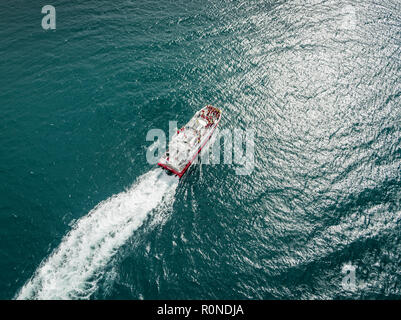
1;0;400;299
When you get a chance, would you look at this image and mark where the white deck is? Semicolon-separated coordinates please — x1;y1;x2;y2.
158;106;221;174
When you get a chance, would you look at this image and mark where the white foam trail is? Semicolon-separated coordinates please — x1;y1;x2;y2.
16;169;178;300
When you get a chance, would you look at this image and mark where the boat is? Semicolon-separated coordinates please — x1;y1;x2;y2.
158;105;222;178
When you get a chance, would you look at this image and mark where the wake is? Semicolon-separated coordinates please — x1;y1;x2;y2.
16;169;178;300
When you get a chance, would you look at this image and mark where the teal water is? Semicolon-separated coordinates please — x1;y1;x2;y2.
1;0;401;299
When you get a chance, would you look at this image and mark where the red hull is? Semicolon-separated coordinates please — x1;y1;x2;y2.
157;120;219;178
